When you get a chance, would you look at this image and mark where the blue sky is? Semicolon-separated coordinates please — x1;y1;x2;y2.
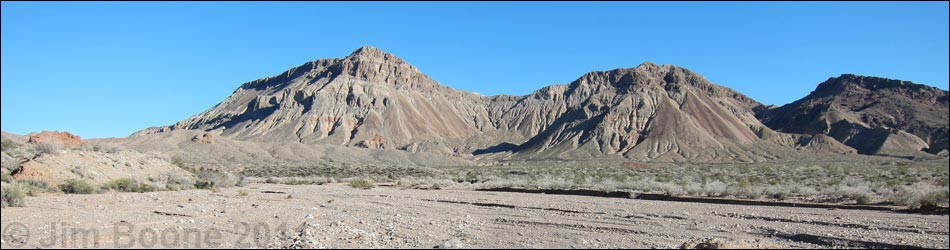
2;1;948;139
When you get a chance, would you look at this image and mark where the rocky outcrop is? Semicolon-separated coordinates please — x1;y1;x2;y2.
192;132;215;144
758;74;948;156
27;131;83;148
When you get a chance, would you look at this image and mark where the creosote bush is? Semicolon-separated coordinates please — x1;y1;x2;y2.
2;184;26;207
15;179;50;196
1;139;16;152
891;182;950;210
32;141;63;156
194;168;242;189
106;178;156;193
1;171;11;183
348;178;375;190
60;179;95;194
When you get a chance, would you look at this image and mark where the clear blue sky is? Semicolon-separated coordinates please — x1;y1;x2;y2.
2;1;948;139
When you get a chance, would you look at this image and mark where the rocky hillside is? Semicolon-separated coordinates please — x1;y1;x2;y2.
757;74;949;157
127;46;946;163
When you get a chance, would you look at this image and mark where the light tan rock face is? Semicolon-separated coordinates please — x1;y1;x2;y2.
758;74;949;156
27;131;83;148
130;46;880;162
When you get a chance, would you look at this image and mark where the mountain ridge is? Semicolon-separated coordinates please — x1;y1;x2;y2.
126;46;948;163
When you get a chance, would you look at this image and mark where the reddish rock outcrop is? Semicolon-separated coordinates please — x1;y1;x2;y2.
27;131;83;148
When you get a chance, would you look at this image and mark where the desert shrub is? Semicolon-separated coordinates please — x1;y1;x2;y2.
1;171;11;183
731;183;763;199
591;179;622;192
397;176;459;190
107;178;138;192
106;178;155;193
195;169;241;189
703;181;728;197
69;166;93;178
280;177;330;186
765;185;794;201
891;182;950;209
238;190;249;197
60;179;95;194
825;177;875;204
82;143;123;153
281;177;314;185
348;178;375;190
532;175;574;190
684;181;704;196
854;193;873;205
32;141;63;156
15;179;50;196
171;156;187;169
1;139;16;152
163;172;196;191
2;184;26;207
656;181;687;196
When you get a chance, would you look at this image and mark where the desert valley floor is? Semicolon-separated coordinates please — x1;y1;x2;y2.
2;183;947;249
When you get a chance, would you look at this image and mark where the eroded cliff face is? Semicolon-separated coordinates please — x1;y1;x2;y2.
131;46;946;162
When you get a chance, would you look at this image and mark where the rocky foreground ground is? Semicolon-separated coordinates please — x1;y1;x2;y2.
2;183;947;249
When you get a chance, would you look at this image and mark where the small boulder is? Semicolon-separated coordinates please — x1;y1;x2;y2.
435;238;463;249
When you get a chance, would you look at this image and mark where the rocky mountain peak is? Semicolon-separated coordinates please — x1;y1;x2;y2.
345;46;408;65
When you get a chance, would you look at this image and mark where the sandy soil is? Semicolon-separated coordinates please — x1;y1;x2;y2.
2;183;947;249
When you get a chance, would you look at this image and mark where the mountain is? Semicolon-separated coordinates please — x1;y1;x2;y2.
136;46;494;155
127;46;944;164
483;62;813;162
757;74;949;157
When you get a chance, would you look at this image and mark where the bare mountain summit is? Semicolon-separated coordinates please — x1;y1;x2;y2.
129;46;941;163
757;74;949;157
